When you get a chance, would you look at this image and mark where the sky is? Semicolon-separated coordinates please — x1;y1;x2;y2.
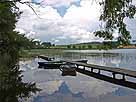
16;0;136;45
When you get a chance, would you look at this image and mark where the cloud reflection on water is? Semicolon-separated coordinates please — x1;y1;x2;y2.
20;49;136;102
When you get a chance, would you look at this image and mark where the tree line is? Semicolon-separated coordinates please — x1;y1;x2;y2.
67;41;119;50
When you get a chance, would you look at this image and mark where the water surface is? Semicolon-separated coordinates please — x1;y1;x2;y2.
20;49;136;102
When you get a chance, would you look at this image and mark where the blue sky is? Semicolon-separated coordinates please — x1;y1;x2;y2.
55;0;80;17
16;0;136;44
32;0;81;17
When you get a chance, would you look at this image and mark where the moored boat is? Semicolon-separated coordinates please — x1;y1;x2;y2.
59;64;77;76
73;59;88;63
38;55;54;61
38;61;65;69
38;59;88;69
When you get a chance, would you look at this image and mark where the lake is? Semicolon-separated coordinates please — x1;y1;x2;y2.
20;49;136;102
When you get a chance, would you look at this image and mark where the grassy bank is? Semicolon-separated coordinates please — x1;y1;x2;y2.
19;49;65;58
19;47;113;59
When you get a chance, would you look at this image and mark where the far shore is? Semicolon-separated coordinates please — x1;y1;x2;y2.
19;48;136;59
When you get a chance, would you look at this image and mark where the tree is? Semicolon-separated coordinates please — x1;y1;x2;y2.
67;45;71;49
3;0;135;46
72;45;76;49
0;1;136;101
82;45;86;49
88;45;92;49
0;1;40;101
41;42;52;48
95;0;136;45
15;34;36;49
78;46;82;50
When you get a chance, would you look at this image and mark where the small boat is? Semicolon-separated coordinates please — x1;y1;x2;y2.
38;59;88;69
38;55;54;61
59;64;77;76
73;59;88;63
38;61;65;69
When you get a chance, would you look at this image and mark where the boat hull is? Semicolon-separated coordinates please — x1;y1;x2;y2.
38;55;54;61
60;64;77;76
38;59;88;69
38;62;65;69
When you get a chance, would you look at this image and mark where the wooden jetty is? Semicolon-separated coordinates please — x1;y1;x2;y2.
63;60;136;89
37;55;136;89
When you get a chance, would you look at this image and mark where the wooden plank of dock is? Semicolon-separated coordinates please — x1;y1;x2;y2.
64;60;136;78
76;68;136;89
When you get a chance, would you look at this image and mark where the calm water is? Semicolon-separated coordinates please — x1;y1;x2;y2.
20;49;136;102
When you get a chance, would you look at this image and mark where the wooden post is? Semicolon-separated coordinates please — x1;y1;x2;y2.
91;68;93;72
98;69;101;74
83;66;85;70
112;73;116;79
122;74;126;81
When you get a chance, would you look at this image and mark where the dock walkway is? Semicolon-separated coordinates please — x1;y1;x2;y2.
64;60;136;89
64;60;136;78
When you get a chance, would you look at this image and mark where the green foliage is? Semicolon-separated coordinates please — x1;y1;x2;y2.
72;45;76;49
41;42;52;48
67;45;71;49
96;0;136;45
0;1;40;101
78;46;82;50
82;45;86;49
88;45;92;49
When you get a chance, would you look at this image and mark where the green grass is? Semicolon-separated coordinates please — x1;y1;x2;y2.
19;49;65;58
19;42;108;58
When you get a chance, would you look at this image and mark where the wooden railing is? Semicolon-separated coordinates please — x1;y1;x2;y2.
63;60;136;89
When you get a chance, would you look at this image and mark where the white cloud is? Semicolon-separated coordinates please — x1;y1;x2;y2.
16;0;105;44
39;0;80;7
